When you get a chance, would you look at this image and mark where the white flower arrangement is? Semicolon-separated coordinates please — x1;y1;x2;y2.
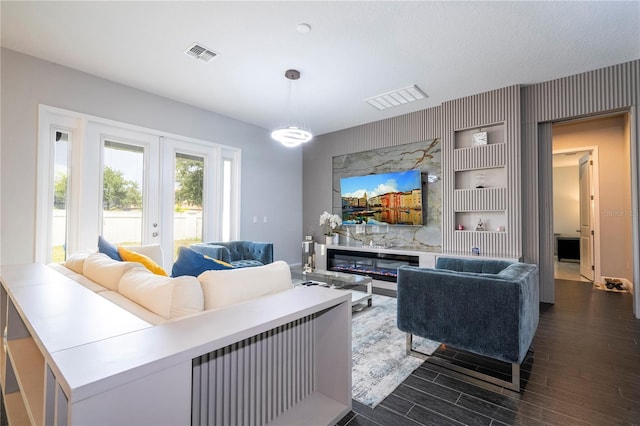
319;211;342;236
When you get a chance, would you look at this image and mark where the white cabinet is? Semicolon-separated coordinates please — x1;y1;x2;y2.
1;264;352;425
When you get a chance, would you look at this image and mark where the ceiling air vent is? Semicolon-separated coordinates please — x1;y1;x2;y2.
185;43;218;63
365;85;427;111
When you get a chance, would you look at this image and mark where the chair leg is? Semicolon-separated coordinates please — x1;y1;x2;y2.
404;333;521;392
425;354;521;392
405;333;429;360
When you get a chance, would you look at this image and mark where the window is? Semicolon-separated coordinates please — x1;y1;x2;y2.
52;130;70;262
102;140;145;246
174;152;204;257
222;159;232;242
36;106;240;264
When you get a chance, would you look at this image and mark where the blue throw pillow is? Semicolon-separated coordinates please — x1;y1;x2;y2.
98;235;122;261
172;246;234;277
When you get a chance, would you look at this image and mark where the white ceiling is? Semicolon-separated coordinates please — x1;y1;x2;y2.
2;1;639;136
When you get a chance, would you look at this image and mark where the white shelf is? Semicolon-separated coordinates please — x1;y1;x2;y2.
7;337;45;426
2;265;353;425
4;391;31;426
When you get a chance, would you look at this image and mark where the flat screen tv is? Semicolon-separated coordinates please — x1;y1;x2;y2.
340;169;423;225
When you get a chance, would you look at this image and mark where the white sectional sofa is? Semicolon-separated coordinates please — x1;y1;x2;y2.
0;248;353;426
49;248;293;325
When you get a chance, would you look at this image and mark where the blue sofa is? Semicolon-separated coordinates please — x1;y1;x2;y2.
190;241;274;268
397;257;539;391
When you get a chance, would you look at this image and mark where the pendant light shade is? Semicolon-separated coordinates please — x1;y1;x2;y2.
272;69;313;147
271;126;313;147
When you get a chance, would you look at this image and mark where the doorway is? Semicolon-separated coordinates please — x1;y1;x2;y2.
552;148;597;283
551;113;633;292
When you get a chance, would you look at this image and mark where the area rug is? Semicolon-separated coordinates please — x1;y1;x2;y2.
351;294;440;408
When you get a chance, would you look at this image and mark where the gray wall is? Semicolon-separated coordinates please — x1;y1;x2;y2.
0;48;302;265
305;60;640;317
303;108;442;240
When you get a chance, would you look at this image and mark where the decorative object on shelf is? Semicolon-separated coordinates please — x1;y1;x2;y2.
302;235;315;272
457;224;464;230
320;211;342;245
496;225;506;232
475;172;486;188
475;217;486;231
472;247;480;256
472;130;487;146
271;69;313;148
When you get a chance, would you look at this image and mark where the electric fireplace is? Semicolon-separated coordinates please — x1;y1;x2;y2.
326;248;419;282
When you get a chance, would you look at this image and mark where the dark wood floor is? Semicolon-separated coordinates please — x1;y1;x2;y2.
339;279;640;426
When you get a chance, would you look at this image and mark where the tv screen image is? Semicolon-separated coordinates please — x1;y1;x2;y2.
340;169;423;225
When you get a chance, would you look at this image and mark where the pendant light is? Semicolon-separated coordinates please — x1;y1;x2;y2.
271;69;313;147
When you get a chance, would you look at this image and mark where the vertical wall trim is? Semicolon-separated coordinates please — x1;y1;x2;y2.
630;105;640;318
537;123;555;303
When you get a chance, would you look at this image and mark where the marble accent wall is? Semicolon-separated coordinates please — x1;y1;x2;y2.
331;139;442;250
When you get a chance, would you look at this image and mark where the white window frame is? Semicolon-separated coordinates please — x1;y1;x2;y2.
36;105;241;264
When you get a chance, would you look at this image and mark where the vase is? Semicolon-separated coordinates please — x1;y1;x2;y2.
325;235;334;245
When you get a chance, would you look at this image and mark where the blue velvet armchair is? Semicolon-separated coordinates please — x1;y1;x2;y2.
397;257;539;391
190;241;274;268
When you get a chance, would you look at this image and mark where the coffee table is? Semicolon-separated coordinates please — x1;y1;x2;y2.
302;269;373;309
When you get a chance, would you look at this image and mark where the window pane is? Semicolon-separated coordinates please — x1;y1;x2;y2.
102;141;144;246
52;131;69;262
222;159;232;242
174;153;204;258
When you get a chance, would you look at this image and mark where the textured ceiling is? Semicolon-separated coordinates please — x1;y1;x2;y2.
2;1;639;136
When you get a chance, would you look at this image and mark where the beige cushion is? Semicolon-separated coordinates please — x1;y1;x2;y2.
99;291;166;325
83;253;141;291
64;250;94;274
72;274;109;293
48;263;76;276
119;268;204;319
198;260;292;310
50;262;110;292
124;244;164;267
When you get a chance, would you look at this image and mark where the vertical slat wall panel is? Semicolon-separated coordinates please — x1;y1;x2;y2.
453;231;508;256
454;188;507;211
307;60;639;311
453;143;506;170
522;60;640;304
442;86;522;257
191;315;316;426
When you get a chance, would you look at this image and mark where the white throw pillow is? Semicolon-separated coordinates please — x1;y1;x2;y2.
64;250;94;274
198;260;292;310
83;253;141;291
119;267;204;319
124;244;164;267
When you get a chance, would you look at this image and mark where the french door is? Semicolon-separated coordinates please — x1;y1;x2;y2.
37;106;240;267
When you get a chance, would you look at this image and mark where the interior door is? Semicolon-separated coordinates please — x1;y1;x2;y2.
579;153;595;280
